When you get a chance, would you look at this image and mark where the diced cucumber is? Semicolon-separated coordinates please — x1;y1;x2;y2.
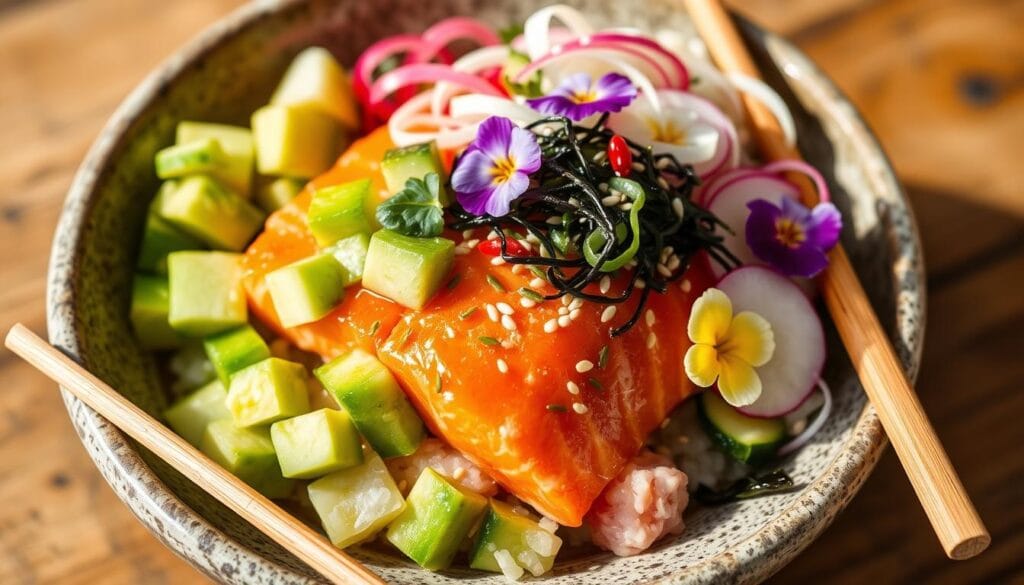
156;175;265;251
469;499;563;577
155;138;226;179
129;274;184;350
176;121;255;196
226;357;311;427
203;325;271;385
698;391;786;466
271;46;359;129
307;179;373;247
251;104;341;179
380;141;449;205
386;468;488;571
257;177;304;213
137;212;205;274
201;419;295;498
323;232;370;286
361;230;455;310
265;253;347;328
314;349;424;458
270;408;363;479
307;447;405;548
164;380;230;447
167;251;247;337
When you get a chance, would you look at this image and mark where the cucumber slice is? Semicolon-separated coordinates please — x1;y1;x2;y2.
252;104;341;179
307;179;374;247
324;232;370;287
129;274;184;350
167;251;247;337
470;499;563;577
137;212;205;275
203;325;271;385
698;392;786;466
314;349;424;458
257;177;304;213
265;253;347;328
164;380;230;447
201;419;294;498
361;229;455;310
271;46;359;129
386;468;488;571
225;357;311;427
176;121;255;196
270;408;363;479
380;141;449;205
156;175;265;252
155;138;226;179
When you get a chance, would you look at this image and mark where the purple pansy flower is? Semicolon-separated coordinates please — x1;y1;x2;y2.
452;116;542;217
745;196;842;277
526;72;637;121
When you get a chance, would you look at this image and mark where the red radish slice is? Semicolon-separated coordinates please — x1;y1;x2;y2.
716;266;825;418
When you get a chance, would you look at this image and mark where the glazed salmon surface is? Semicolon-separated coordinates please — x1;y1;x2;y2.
243;127;712;526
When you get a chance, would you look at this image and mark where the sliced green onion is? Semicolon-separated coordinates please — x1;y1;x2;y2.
446;273;461;290
583;178;647;272
369;320;381;335
598;345;609;369
478;336;500;346
486;274;506;292
518;287;544;302
546;404;567;412
459;307;478;320
587;377;604;391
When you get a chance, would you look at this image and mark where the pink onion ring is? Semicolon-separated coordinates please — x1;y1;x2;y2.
408;17;501;63
369;63;503;105
761;159;831;203
545;38;675;88
587;33;690;89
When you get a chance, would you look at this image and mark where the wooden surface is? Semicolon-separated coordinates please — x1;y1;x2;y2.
0;0;1020;583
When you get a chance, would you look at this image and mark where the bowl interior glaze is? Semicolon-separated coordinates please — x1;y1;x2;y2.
46;0;924;583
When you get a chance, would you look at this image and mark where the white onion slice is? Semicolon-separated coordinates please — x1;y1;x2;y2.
777;378;833;456
430;45;511;117
726;72;797;149
522;4;594;60
449;94;544;125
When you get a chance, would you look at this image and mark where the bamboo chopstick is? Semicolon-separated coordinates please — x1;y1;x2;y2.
680;0;990;560
4;323;384;585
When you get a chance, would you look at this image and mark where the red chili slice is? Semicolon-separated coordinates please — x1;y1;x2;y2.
477;237;529;257
608;134;633;177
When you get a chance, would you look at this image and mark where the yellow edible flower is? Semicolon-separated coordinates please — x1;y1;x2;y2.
684;288;775;406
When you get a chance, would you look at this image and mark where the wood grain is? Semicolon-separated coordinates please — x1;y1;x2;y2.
0;0;1020;583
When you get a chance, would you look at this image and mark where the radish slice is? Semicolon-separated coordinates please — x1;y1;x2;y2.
369;64;502;105
726;73;796;149
522;4;594;60
408;17;500;63
777;378;832;456
716;266;826;418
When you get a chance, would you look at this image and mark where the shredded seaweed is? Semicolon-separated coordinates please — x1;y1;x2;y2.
693;469;797;505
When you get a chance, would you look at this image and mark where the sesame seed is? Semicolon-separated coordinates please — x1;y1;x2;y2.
511;263;524;274
497;359;509;373
520;298;536;308
501;339;514;349
491;256;505;266
526;233;540;244
566;381;580;395
462;229;474;239
609;188;622;198
601;195;619;206
601;305;617;323
558;306;569;316
626;259;638;269
464;238;480;248
681;279;692;293
558;315;571;328
592;150;607;163
657;176;670;190
444;325;456;338
660;418;672;429
569;308;581;320
636;279;646;289
561;296;571;306
454;246;470;255
631;161;645;172
667;255;681;271
539;246;551;258
598;182;609;192
575;360;594;373
572;402;589;414
501;314;517;331
530;277;546;289
645;309;656;326
442;391;455;402
599;275;611;294
452;466;467;481
569;298;583;311
672;198;684;218
546;216;563;225
543;319;558;333
657;263;672;277
647;332;657;349
487;230;500;240
486;304;499;322
568;197;580;208
496;302;514;315
655;158;672;170
620;202;633;211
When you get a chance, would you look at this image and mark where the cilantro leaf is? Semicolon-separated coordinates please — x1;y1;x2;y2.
498;24;524;46
375;172;445;237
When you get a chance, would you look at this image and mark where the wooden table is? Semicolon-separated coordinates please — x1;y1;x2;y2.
0;0;1020;583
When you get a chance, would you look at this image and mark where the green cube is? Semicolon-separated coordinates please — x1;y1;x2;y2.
203;325;271;385
271;46;359;129
314;349;424;458
381;142;450;205
164;380;230;447
307;179;373;247
265;253;347;328
361;230;455;310
324;232;370;287
155;138;226;179
201;419;294;498
176;121;255;196
257;177;304;213
226;357;310;427
270;408;363;479
167;251;247;337
156;175;265;252
469;499;563;577
252;104;341;179
129;274;184;350
137;212;205;274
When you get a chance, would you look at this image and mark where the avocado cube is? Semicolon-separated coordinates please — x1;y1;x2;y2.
156;175;265;251
226;357;310;427
307;179;373;247
164;380;230;447
271;47;359;129
257;177;304;213
362;230;455;310
469;499;563;577
155;138;226;179
307;448;405;548
203;325;271;385
314;350;423;458
137;212;205;274
270;408;363;479
251;104;341;179
381;142;450;205
324;232;370;286
386;468;489;570
201;419;295;498
265;253;347;328
130;274;184;350
167;251;247;337
176;121;255;196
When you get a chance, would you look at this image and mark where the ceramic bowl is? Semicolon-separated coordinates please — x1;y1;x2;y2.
46;0;924;582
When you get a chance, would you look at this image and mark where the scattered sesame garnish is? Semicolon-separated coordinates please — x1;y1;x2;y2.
444;325;456;339
572;402;589;414
464;238;480;248
496;358;509;373
569;298;583;311
569;308;582;321
561;296;572;306
568;197;580;208
529;277;546;289
636;278;646;289
546;404;567;413
599;275;611;294
657;176;670;190
672;198;685;218
575;360;594;373
459;307;478;320
452;466;467;481
655;158;672;170
446;273;461;290
620;202;633;211
631;161;645;172
490;256;506;266
501;314;517;331
479;336;500;346
598;182;609;192
667;254;681;271
566;381;581;395
487;230;500;240
442;390;455;402
369;320;381;335
486;274;505;292
543;319;558;333
680;279;692;293
646;332;657;349
601;195;619;207
496;302;514;315
557;315;571;328
598;345;609;368
462;229;474;239
587;377;604;391
486;303;500;322
645;309;656;327
657;263;672;277
511;263;524;274
520;298;536;308
600;305;617;323
660;418;672;429
546;216;563;225
518;287;543;302
558;306;569;316
398;328;412;345
454;246;471;255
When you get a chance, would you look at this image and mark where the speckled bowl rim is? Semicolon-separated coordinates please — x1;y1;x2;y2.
45;1;925;583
